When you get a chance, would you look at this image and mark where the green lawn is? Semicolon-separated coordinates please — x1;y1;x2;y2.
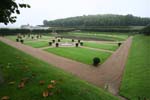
45;47;111;64
24;41;49;48
69;32;129;40
84;42;118;51
120;35;150;100
5;35;17;41
0;41;119;100
60;32;129;41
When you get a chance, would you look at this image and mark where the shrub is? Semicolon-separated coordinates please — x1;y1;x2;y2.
72;39;74;42
23;34;26;37
40;34;42;38
19;36;22;39
80;42;83;46
93;57;101;66
56;43;59;47
20;39;24;44
78;40;81;43
49;42;52;46
16;38;19;42
141;24;150;36
52;40;55;43
28;34;30;37
31;36;34;39
58;39;60;42
61;37;63;39
75;43;79;47
118;42;122;47
36;35;39;39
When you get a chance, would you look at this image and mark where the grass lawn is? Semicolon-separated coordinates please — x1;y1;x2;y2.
0;41;119;100
5;35;17;41
120;35;150;100
45;47;111;65
69;32;129;40
83;42;118;51
60;32;129;41
24;41;49;48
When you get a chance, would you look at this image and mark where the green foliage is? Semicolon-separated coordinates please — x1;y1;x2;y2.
20;39;24;44
0;29;52;35
118;43;122;47
49;42;52;46
120;35;150;100
0;0;30;25
93;57;101;66
44;14;150;27
55;43;59;47
0;41;119;100
141;24;150;35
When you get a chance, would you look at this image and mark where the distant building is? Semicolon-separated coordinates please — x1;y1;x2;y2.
20;24;49;30
21;24;32;29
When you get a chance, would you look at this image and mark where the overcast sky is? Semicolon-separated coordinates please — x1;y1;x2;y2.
0;0;150;28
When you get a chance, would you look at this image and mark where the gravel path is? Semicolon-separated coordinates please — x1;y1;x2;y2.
0;37;132;98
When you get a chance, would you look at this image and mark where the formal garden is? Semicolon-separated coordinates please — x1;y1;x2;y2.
5;32;126;65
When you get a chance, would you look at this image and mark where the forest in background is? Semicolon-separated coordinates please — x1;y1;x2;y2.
43;14;150;27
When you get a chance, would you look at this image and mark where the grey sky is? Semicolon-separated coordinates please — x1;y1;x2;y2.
0;0;150;28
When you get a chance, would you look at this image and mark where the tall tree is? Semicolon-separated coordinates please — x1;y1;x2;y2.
0;0;30;25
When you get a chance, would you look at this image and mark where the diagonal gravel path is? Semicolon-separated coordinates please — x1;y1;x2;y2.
0;37;132;97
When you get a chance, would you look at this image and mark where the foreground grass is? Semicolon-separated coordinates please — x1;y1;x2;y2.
0;41;119;100
120;35;150;100
45;47;111;65
84;42;118;51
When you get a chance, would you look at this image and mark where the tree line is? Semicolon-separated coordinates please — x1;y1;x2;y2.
43;14;150;27
0;28;75;36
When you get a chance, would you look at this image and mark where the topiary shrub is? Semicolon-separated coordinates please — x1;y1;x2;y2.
93;57;101;66
16;38;19;42
118;42;122;47
56;43;59;47
28;34;30;37
75;43;79;47
31;36;34;39
23;34;26;37
52;40;55;43
72;39;74;42
20;39;24;44
36;35;39;39
40;34;42;38
49;42;52;46
19;36;22;39
58;39;60;42
80;42;83;46
78;40;80;43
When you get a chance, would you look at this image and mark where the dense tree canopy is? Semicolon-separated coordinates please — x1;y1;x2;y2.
43;14;150;27
0;0;30;25
141;24;150;35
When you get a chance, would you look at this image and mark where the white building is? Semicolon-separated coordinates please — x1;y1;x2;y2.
21;24;49;30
